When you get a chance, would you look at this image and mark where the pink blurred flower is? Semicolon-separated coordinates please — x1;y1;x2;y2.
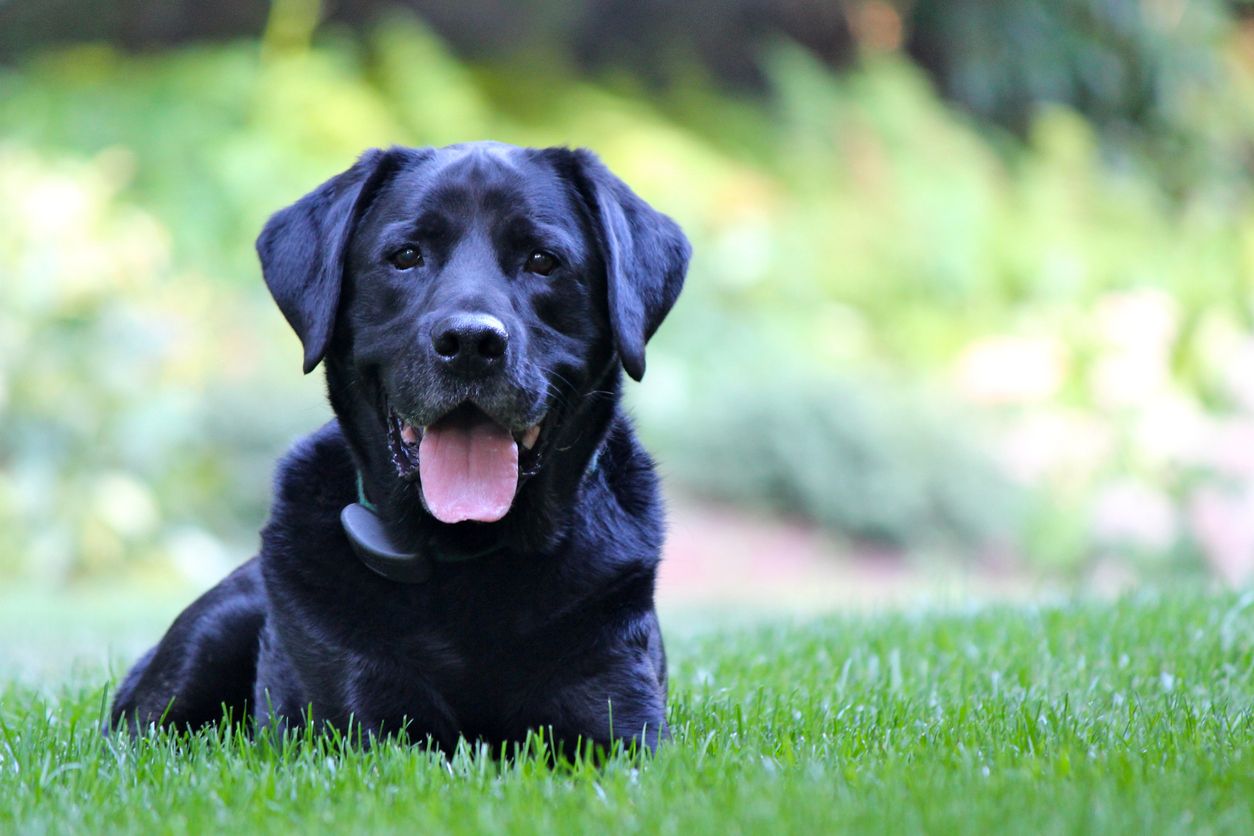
1091;479;1177;553
1189;418;1254;479
1188;486;1254;586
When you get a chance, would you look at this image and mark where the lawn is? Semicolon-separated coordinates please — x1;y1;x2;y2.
2;590;1252;834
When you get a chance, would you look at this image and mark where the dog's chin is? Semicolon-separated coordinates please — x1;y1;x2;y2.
385;401;546;526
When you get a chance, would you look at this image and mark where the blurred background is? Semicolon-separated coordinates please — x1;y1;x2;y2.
3;0;1254;676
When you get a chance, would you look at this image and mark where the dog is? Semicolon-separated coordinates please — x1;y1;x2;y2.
109;142;690;753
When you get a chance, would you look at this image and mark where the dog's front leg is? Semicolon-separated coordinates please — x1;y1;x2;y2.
532;646;670;756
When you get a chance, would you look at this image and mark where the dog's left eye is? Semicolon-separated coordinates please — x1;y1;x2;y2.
389;246;423;270
526;250;559;276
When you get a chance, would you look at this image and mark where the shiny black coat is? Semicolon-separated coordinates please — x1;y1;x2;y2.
109;143;689;752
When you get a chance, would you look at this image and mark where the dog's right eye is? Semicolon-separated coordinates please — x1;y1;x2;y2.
389;247;423;270
526;250;559;276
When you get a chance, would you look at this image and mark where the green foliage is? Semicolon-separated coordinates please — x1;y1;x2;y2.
3;591;1253;831
0;145;325;582
909;0;1253;196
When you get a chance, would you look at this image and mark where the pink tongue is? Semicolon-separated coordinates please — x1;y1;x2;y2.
418;416;519;524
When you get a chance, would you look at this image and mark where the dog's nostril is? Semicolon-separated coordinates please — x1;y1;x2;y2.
432;330;460;358
478;330;506;360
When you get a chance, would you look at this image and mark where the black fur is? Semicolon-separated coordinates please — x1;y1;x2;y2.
109;142;690;753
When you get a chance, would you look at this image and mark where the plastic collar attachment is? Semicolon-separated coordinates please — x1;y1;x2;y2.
341;474;429;583
341;473;504;583
340;501;431;584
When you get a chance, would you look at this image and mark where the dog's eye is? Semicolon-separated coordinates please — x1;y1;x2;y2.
526;250;559;276
389;246;423;270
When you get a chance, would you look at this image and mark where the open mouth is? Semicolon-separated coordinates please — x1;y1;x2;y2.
387;402;544;525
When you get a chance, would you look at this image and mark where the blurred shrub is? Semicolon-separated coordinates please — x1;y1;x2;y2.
908;0;1254;196
645;373;1020;550
0;145;327;583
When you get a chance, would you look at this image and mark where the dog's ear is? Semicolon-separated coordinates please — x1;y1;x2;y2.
571;149;691;382
256;148;403;373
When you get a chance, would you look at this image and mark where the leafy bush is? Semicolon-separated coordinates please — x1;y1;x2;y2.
0;146;326;582
644;372;1020;549
907;0;1251;196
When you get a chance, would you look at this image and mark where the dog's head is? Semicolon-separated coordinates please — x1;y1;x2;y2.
257;143;689;540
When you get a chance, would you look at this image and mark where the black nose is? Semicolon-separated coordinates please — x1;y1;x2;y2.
431;313;509;377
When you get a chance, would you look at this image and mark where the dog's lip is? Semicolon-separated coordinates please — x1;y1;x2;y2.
385;402;547;482
386;408;421;478
389;404;546;447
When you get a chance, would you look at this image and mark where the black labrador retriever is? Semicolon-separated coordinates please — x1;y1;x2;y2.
109;142;690;752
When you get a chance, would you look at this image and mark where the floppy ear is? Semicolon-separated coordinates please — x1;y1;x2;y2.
256;148;403;373
572;149;691;382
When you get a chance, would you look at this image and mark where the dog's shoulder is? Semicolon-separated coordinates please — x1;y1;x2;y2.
261;420;358;584
270;419;357;515
598;410;662;517
566;411;666;572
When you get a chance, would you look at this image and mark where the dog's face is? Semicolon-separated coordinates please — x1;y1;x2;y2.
257;143;689;533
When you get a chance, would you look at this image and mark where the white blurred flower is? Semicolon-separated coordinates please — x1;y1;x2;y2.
166;527;236;587
92;472;159;538
24;172;92;233
1093;288;1178;353
1132;393;1210;468
1087;289;1178;410
1219;337;1254;414
1089;349;1171;409
999;409;1114;485
955;335;1065;405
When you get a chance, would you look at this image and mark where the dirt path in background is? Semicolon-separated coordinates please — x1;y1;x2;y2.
657;495;1048;613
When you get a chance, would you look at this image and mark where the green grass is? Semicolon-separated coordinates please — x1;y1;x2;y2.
3;590;1253;834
